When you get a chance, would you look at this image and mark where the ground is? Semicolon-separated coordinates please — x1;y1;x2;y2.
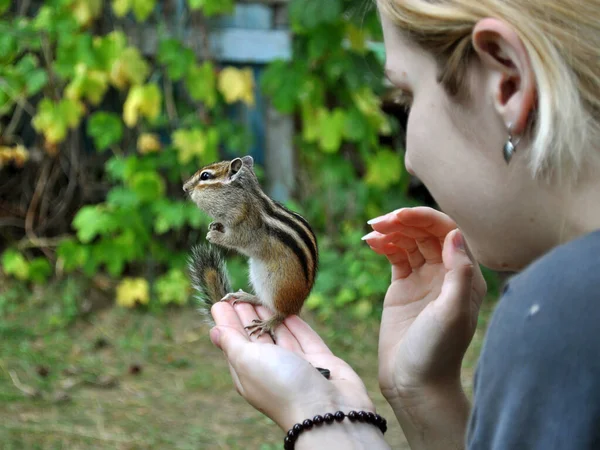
0;277;496;449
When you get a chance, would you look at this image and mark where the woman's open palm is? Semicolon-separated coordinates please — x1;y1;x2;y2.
363;207;487;402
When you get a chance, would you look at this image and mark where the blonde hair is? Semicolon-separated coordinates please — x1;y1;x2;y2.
377;0;600;183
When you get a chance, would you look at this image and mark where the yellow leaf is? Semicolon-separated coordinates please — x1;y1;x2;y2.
65;63;110;105
123;84;162;127
172;128;206;164
137;133;161;154
71;0;103;27
352;87;392;136
110;47;150;90
116;277;149;308
217;67;255;106
0;145;29;168
112;0;132;17
345;22;367;54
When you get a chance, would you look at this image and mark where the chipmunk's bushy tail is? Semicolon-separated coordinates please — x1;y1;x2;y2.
188;244;232;323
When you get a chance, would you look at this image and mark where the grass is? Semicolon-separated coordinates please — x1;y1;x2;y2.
0;275;497;449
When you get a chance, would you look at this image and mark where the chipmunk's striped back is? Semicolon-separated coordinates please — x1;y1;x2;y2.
254;190;318;288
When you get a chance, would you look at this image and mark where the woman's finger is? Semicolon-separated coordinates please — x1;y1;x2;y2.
212;301;250;335
368;207;457;239
415;236;443;264
283;316;334;356
255;306;303;354
233;302;275;344
363;231;415;249
405;244;426;269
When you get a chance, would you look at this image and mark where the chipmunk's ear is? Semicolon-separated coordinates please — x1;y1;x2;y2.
241;155;254;168
228;158;243;177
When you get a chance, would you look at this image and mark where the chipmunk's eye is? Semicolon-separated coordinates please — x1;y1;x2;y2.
200;171;213;181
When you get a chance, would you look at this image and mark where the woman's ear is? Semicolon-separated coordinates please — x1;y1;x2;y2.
471;18;537;135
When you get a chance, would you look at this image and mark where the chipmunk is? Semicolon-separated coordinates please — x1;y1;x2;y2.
183;155;319;340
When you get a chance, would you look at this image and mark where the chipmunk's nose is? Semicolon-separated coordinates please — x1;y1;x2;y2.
183;181;190;193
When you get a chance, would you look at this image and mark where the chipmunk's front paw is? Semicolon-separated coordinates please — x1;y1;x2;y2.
208;222;224;233
206;223;225;244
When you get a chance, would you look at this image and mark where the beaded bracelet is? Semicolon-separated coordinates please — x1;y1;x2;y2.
283;410;387;449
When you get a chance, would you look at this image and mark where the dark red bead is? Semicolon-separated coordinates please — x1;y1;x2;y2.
313;415;324;425
347;411;358;421
334;411;345;422
367;412;376;423
357;411;367;422
287;429;297;439
302;419;314;430
323;413;335;424
293;423;303;434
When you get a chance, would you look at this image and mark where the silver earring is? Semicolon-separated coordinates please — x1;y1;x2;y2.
503;124;521;164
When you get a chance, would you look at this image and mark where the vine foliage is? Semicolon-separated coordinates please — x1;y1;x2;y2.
0;0;419;317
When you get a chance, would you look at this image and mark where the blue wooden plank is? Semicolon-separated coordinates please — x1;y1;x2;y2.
209;29;291;63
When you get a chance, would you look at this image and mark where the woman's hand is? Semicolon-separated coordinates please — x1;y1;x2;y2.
209;301;376;432
363;207;487;405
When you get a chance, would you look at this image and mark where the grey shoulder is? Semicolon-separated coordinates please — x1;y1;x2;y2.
505;229;600;306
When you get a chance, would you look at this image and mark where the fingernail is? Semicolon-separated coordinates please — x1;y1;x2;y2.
367;208;404;225
453;229;465;252
367;216;386;225
361;231;378;241
209;327;221;348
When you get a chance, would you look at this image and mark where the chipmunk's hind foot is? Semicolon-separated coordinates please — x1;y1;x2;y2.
245;315;284;341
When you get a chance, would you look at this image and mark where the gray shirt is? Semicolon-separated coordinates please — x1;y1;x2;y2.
467;229;600;449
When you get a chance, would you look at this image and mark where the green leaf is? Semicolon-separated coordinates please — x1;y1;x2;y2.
73;206;120;243
289;0;342;31
1;249;29;281
87;112;124;151
187;0;234;16
152;200;188;234
318;108;346;153
0;0;11;15
343;107;370;143
25;69;48;95
0;28;17;64
94;31;127;71
185;61;217;107
155;269;189;305
307;24;343;61
107;187;140;208
28;258;52;283
129;171;166;202
57;239;89;273
132;0;156;22
105;156;128;181
260;60;305;114
158;39;195;81
365;149;403;189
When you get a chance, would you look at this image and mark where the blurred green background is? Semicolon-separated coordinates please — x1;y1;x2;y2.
0;0;501;448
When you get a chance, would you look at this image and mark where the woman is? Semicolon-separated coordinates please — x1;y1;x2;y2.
208;0;600;448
